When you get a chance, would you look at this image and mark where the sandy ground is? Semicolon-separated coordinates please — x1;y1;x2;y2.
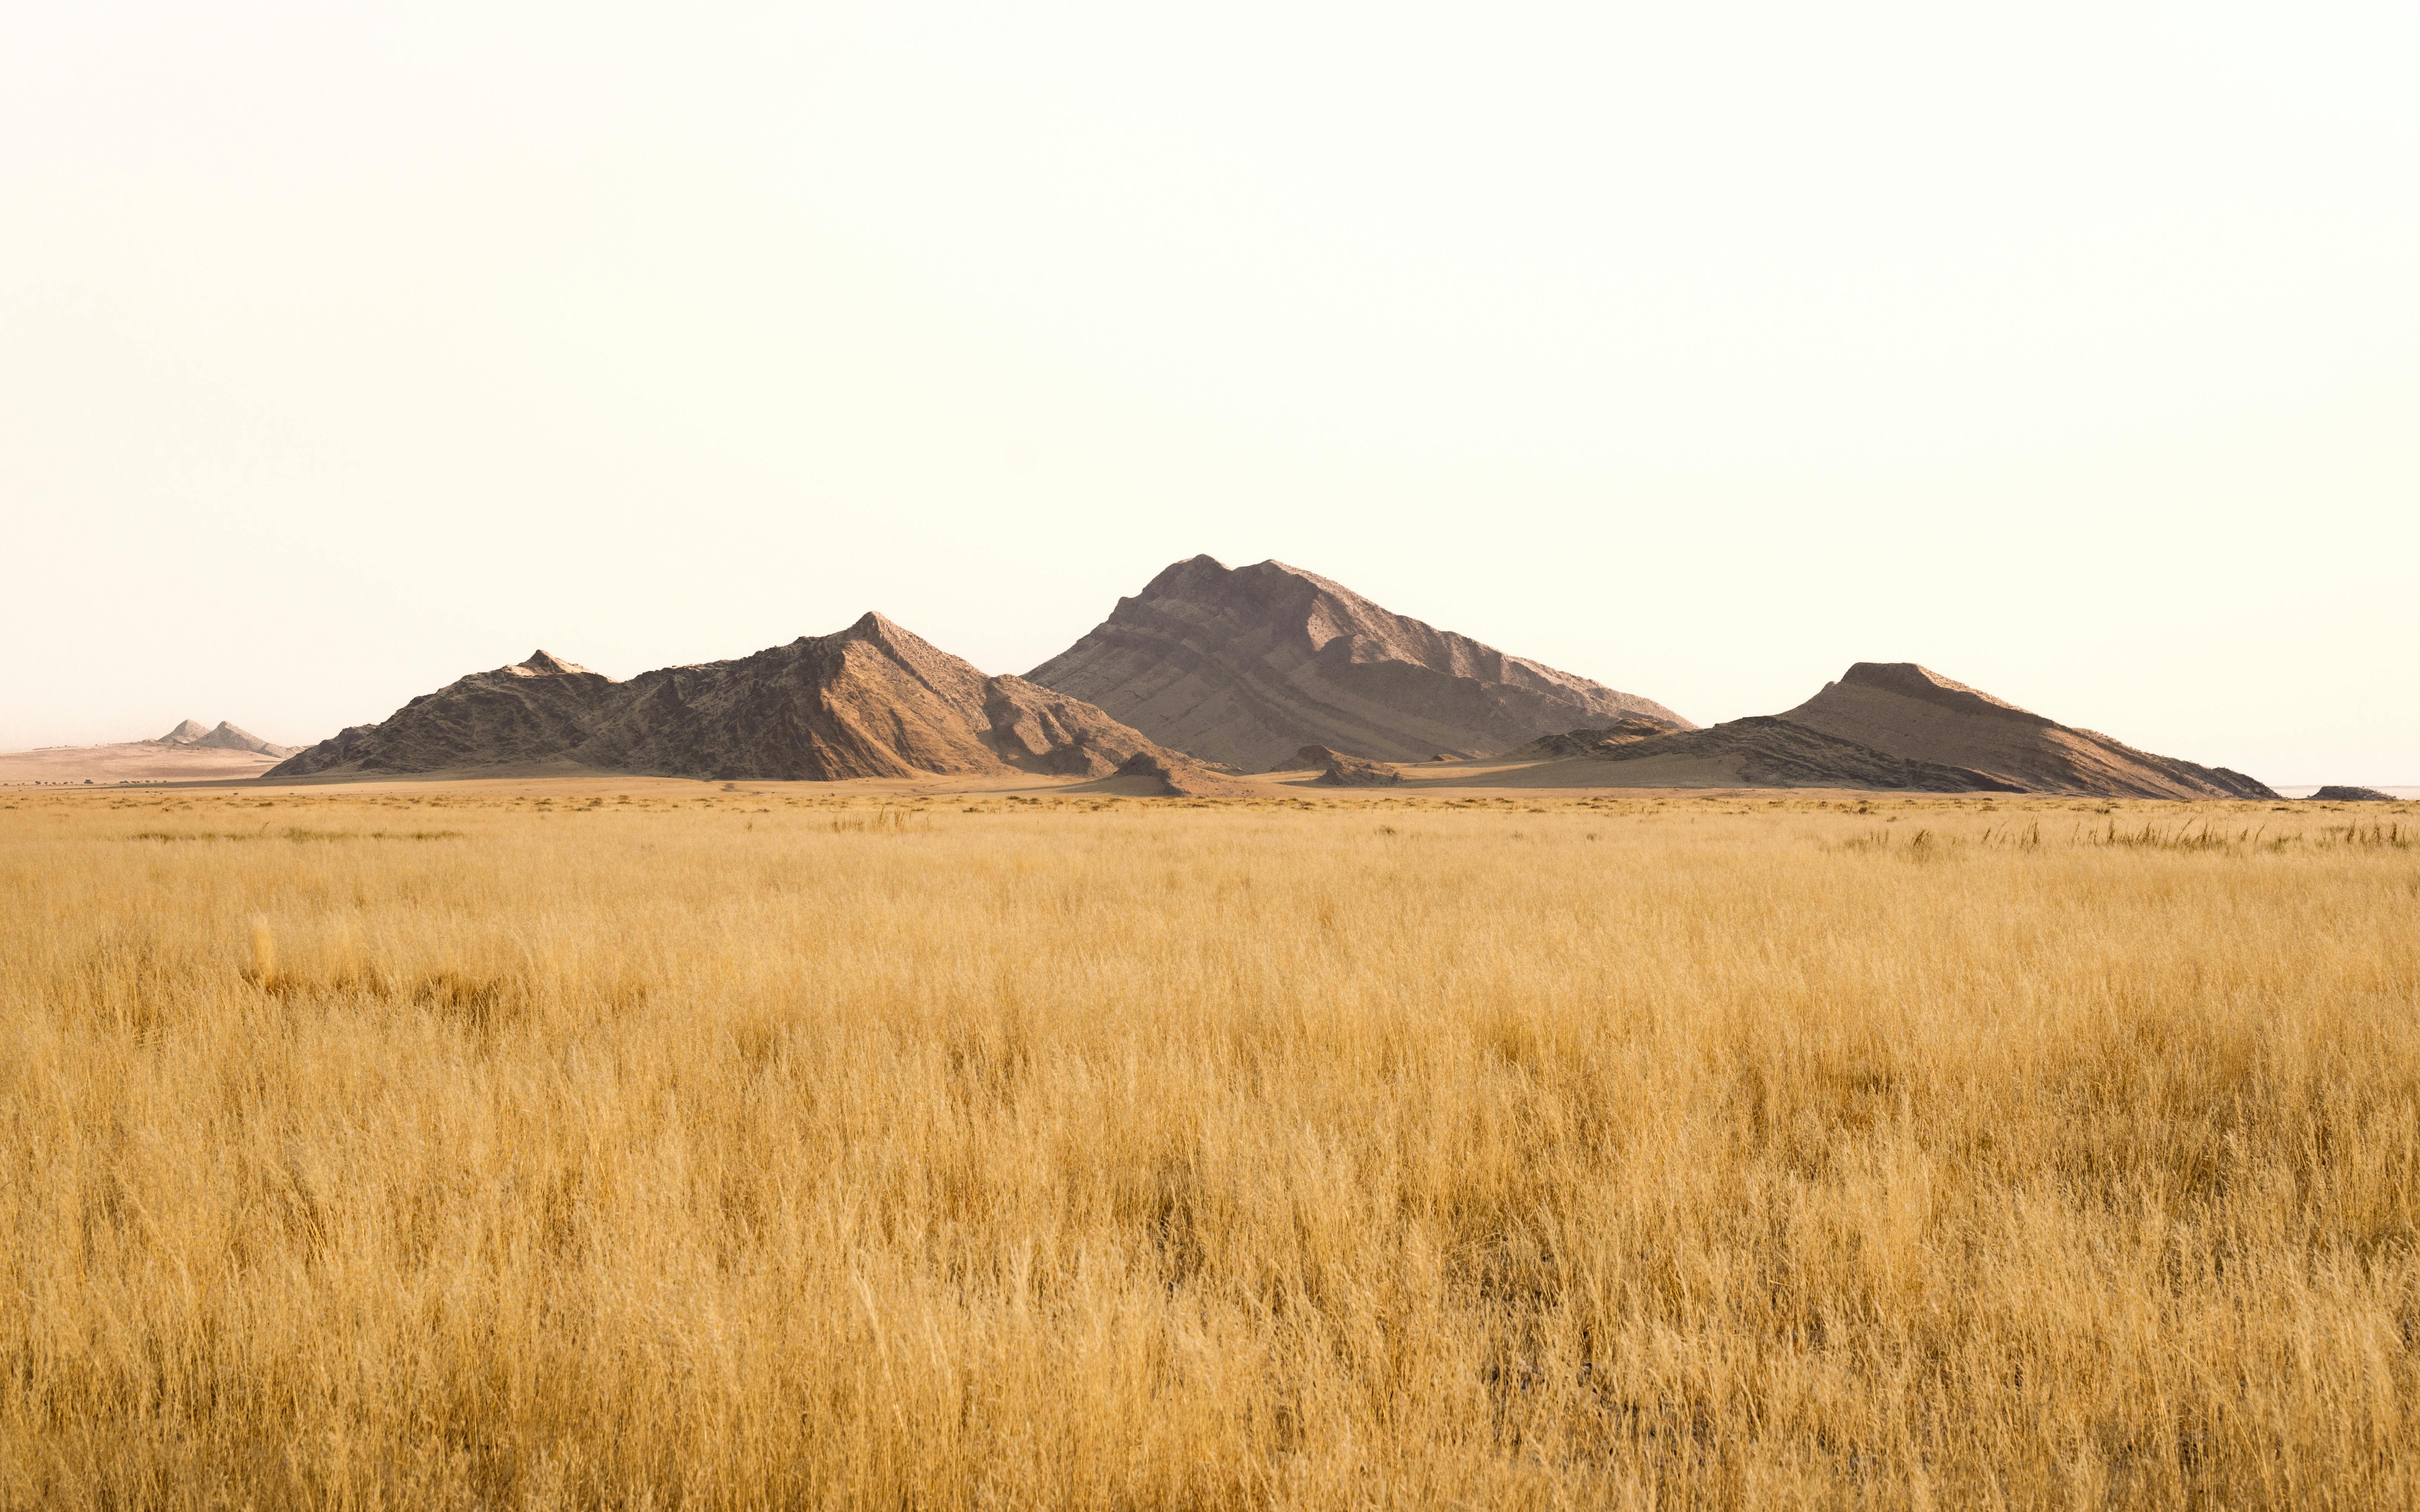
0;742;286;785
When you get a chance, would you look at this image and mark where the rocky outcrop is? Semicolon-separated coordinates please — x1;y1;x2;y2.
2309;786;2395;802
1290;745;1403;787
1027;556;1691;771
267;616;1179;782
1780;664;2275;799
1502;717;1685;760
1113;750;1254;797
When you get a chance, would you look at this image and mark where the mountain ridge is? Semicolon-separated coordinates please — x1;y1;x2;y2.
1782;663;2273;799
268;614;1178;782
154;719;296;757
1471;662;2275;797
1027;555;1690;770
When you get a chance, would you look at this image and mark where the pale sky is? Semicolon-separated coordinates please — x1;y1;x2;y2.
3;3;2414;782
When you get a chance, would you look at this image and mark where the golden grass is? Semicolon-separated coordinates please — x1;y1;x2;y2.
3;784;2416;1509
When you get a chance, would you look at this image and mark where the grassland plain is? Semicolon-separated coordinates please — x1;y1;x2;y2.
2;783;2416;1510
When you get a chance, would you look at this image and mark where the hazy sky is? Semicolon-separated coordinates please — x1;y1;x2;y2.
5;3;2414;781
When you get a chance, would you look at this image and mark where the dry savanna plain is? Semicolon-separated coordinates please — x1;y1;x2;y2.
4;780;2417;1510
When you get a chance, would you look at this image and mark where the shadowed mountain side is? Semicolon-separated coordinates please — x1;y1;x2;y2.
268;617;1176;782
1461;717;2023;792
1783;663;2275;799
1028;555;1691;770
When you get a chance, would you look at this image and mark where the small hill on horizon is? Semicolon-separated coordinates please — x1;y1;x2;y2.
267;615;1182;782
1466;663;2275;797
152;719;298;758
2;725;292;785
1026;556;1691;771
1780;663;2273;799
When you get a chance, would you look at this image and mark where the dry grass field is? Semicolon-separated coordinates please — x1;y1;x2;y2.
3;783;2416;1509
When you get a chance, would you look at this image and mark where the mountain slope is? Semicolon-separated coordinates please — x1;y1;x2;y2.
1518;715;2025;792
188;721;297;757
268;616;1173;782
1780;663;2274;799
1027;556;1690;770
269;653;623;776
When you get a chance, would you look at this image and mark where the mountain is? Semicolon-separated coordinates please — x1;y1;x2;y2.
152;719;297;757
188;721;297;757
1779;663;2274;799
1026;556;1691;771
1461;664;2272;796
266;614;1177;782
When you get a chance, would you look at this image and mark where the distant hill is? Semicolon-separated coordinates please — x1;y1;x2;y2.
153;719;297;757
1471;663;2275;797
192;721;296;757
1;741;286;785
1027;556;1690;770
1780;664;2273;799
267;615;1181;782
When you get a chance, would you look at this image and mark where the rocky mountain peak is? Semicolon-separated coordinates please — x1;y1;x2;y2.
1027;555;1690;770
270;615;1180;783
512;651;596;678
